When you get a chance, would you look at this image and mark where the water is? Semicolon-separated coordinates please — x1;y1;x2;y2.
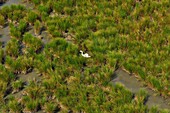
112;69;170;110
0;0;25;47
0;0;33;9
0;0;22;8
4;71;41;101
18;71;41;84
0;26;10;47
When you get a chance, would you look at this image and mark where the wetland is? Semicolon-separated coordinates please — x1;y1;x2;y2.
0;0;170;112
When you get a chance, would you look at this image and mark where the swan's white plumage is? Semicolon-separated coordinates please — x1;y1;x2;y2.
80;50;91;58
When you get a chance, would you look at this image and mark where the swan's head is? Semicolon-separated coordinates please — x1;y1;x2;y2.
80;50;83;53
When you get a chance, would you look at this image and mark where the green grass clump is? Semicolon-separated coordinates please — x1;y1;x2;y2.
23;33;43;53
0;48;4;64
0;14;5;27
0;5;26;23
5;38;20;58
26;11;38;25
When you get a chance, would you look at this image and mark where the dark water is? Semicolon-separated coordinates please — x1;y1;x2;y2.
112;69;170;110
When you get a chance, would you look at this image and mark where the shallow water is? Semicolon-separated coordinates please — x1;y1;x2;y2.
0;0;23;47
40;31;49;44
0;26;10;47
4;71;41;101
5;72;41;99
0;0;22;8
0;0;33;10
18;71;41;84
112;69;170;110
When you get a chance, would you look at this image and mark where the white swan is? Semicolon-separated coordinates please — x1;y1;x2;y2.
80;50;91;58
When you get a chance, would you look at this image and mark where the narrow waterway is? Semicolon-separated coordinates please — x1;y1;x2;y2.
0;0;33;9
112;69;170;110
0;26;10;48
0;0;22;8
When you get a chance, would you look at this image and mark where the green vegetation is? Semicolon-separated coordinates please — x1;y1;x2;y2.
34;20;41;36
5;38;20;58
0;14;5;27
0;0;169;112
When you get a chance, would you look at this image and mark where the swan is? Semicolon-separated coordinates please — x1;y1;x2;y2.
80;50;91;58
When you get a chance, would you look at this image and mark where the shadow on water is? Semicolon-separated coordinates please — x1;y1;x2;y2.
111;69;170;110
